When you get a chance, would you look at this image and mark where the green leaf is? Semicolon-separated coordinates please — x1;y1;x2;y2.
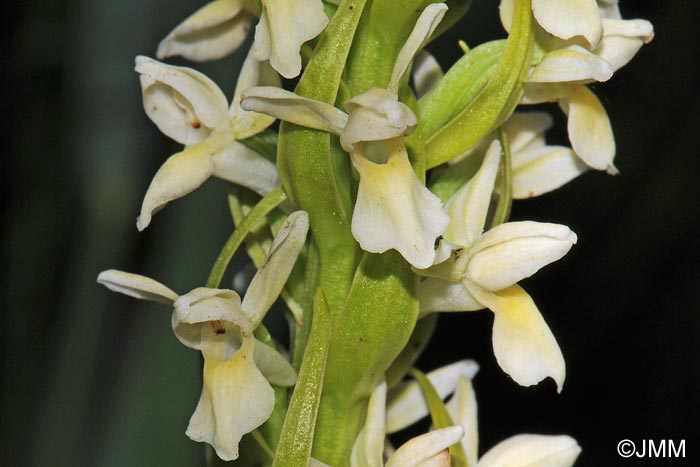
418;40;505;140
273;290;331;467
425;0;534;168
314;251;418;466
385;314;437;389
409;368;468;467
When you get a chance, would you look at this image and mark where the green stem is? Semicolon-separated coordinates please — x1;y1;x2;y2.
491;126;513;228
273;290;331;467
409;368;469;467
205;186;286;289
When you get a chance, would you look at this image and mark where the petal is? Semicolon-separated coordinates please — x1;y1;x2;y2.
350;147;449;269
171;287;247;350
135;56;228;145
228;46;280;139
531;0;602;47
413;50;444;98
468;221;577;291
386;426;465;467
341;88;418;152
503;112;553;154
240;86;348;135
156;0;255;62
242;211;309;325
527;45;613;83
351;380;387;467
416;450;452;467
443;140;501;248
478;434;581;467
187;332;274;461
561;85;616;172
389;3;448;93
136;138;218;231
465;282;565;392
252;0;329;79
419;278;482;313
97;269;178;304
386;360;479;433
446;377;478;467
595;19;654;72
212;140;280;197
254;339;297;386
512;144;589;199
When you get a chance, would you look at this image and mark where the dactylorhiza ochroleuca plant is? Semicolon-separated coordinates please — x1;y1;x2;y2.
98;0;653;464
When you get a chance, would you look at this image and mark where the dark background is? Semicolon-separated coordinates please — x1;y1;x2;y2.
2;1;698;466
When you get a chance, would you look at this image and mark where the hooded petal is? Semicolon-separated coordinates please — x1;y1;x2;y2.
241;86;348;135
386;360;479;433
503;112;553;154
386;426;465;467
465;282;565;392
419;278;482;313
561;85;616;172
341;88;418;152
228;46;280;139
467;221;577;291
252;0;329;79
531;0;602;47
135;56;228;145
187;328;274;461
156;0;256;62
443;141;501;248
512;144;589;199
446;377;478;467
388;3;448;93
527;45;613;83
595;18;654;72
478;434;581;467
136;138;219;231
350;147;449;269
351;380;387;467
415;450;452;467
171;287;247;350
97;269;178;304
212;140;280;197
241;211;309;325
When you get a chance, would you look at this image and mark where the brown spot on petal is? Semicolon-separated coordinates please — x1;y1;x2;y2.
191;120;201;129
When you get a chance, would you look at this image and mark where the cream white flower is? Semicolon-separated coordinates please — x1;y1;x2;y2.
465;112;589;198
241;3;451;268
252;0;329;78
500;0;653;174
157;0;257;62
97;211;308;460
383;363;581;467
419;142;576;391
348;379;465;467
135;49;280;230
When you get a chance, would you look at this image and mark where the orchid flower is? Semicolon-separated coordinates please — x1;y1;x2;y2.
500;0;654;173
460;112;589;198
240;3;451;269
382;361;581;467
419;141;576;391
135;48;280;230
97;211;308;460
156;0;328;79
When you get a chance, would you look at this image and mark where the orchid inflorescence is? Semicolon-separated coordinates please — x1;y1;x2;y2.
98;0;652;465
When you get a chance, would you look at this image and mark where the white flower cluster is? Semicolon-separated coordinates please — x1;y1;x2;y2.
98;0;652;462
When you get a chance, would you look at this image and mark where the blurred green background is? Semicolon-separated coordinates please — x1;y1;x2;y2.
2;1;698;466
